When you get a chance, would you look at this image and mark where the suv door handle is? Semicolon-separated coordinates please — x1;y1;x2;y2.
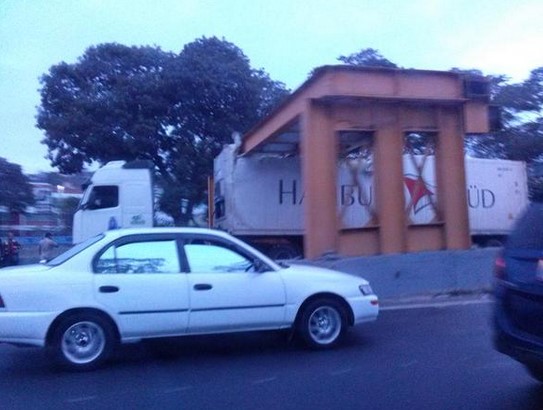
99;286;119;293
193;284;213;291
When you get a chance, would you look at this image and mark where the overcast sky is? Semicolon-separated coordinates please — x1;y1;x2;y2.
1;0;542;174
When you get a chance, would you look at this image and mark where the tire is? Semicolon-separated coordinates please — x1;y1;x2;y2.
297;298;347;349
50;312;116;371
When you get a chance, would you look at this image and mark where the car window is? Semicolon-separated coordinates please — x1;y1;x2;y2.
184;243;254;273
95;239;180;274
87;185;119;209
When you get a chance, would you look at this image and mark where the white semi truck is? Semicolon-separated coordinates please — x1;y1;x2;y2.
72;160;154;244
73;150;529;258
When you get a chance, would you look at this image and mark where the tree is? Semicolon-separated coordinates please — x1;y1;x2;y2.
495;67;543;162
457;66;543;199
493;67;543;199
337;48;398;68
0;158;35;212
37;38;290;225
463;67;543;162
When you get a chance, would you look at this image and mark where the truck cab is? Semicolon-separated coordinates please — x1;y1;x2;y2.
72;161;154;243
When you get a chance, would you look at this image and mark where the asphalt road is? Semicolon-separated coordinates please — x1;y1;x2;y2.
1;301;542;410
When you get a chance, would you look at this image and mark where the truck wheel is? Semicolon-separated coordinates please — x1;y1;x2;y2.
297;298;347;349
50;312;116;371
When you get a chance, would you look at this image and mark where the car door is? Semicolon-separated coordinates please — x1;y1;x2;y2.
93;234;190;339
182;236;287;334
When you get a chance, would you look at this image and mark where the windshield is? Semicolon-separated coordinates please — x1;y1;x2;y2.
76;184;92;211
46;234;105;266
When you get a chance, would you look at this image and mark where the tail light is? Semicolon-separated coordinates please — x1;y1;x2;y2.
494;254;506;280
536;260;543;282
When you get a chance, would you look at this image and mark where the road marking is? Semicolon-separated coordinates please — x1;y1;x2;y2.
252;376;277;385
381;298;492;311
65;396;97;403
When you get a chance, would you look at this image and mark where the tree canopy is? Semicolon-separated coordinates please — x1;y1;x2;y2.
495;67;543;162
37;37;290;224
337;48;398;68
0;158;35;212
462;66;543;164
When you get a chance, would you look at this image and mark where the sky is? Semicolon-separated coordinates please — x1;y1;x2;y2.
0;0;542;174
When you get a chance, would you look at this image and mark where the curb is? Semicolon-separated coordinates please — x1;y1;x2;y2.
379;290;494;311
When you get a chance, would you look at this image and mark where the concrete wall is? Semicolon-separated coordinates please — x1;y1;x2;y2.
302;248;498;300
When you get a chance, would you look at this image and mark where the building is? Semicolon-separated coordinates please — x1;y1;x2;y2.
0;181;82;238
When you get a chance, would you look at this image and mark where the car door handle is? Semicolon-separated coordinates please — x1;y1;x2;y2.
99;286;119;293
193;284;213;291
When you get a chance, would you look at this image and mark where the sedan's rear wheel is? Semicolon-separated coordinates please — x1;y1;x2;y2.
297;298;347;349
51;313;115;371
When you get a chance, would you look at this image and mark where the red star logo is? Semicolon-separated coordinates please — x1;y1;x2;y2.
404;176;434;212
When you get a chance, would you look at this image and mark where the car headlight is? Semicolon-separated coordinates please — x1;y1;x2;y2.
359;284;373;296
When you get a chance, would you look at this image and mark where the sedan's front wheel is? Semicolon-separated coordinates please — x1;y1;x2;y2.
50;313;116;371
297;298;347;349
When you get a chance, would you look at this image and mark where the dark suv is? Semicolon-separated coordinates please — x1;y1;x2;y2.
494;202;543;381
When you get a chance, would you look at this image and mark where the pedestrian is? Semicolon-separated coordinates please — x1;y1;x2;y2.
4;231;21;266
38;232;59;263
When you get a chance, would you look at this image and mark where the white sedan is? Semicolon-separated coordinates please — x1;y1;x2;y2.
0;228;378;371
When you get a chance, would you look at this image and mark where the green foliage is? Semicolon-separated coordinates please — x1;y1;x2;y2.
37;43;175;174
496;67;543;162
0;157;35;212
453;67;543;164
37;37;290;225
458;66;543;199
337;48;398;68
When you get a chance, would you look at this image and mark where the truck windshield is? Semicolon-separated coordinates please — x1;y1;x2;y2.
77;185;93;211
